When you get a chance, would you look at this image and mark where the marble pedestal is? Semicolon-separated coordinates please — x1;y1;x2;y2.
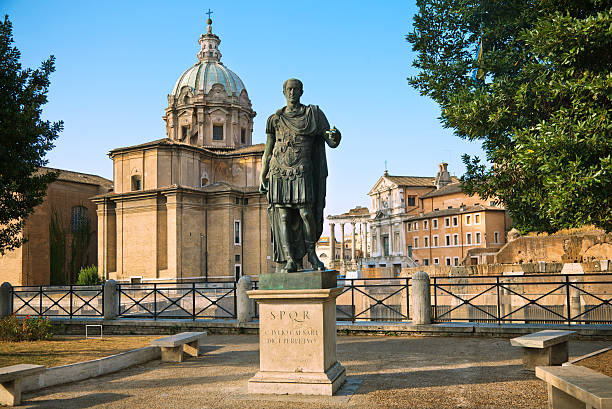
247;285;346;395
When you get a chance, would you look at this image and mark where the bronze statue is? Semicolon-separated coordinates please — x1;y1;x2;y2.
260;79;341;273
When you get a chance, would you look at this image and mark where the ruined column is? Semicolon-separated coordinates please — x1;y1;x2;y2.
329;223;336;265
340;223;345;262
0;282;12;317
351;222;356;261
411;271;431;324
103;279;119;320
237;276;253;324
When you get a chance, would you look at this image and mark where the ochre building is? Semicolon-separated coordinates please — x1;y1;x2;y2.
0;168;112;285
93;19;272;282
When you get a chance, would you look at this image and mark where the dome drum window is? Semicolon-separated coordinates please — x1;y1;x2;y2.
213;125;224;141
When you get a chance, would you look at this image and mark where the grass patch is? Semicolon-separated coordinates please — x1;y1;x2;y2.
0;335;158;367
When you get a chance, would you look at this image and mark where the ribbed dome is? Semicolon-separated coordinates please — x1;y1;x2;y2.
171;61;245;96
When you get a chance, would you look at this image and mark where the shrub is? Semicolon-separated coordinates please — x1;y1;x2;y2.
76;265;102;285
0;314;53;341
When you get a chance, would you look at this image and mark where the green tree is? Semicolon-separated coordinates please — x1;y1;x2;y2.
407;0;611;232
0;15;63;253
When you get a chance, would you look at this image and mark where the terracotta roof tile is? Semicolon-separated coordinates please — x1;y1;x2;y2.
40;167;113;190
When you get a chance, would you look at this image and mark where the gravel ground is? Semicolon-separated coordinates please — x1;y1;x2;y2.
575;348;612;377
20;335;610;409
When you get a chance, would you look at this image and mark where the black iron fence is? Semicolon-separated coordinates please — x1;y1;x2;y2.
11;285;104;318
117;282;237;320
335;278;411;322
7;273;612;325
432;273;612;325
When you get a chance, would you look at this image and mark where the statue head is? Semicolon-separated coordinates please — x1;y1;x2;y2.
283;78;303;105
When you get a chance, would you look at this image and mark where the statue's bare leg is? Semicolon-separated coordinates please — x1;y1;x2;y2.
299;207;325;270
278;207;297;272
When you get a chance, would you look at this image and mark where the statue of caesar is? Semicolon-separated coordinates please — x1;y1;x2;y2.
259;78;341;273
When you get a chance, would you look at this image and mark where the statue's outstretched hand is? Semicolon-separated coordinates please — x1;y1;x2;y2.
259;175;268;194
326;127;341;147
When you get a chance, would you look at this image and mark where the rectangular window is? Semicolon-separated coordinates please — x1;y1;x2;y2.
414;237;419;248
181;126;188;140
445;235;451;246
475;214;481;224
423;220;429;230
453;234;459;246
235;264;241;281
407;196;416;207
445;217;450;227
433;235;439;247
452;216;458;226
466;233;472;245
432;219;438;229
433;258;439;265
465;215;472;225
234;220;241;245
241;128;246;144
424;236;429;247
445;257;452;266
423;258;429;266
453;257;459;266
476;232;481;244
407;223;411;232
131;175;142;191
494;231;500;243
414;222;418;231
71;206;88;233
213;125;224;141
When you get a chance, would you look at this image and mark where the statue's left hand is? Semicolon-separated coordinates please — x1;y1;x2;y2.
326;127;341;147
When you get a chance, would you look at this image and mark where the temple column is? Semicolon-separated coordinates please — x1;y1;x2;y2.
329;223;336;265
362;222;368;258
389;224;394;255
351;222;356;261
340;223;345;262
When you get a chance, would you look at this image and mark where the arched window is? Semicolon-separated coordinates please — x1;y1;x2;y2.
71;206;88;233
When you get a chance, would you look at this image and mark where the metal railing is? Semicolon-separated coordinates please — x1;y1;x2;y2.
11;285;104;318
336;278;411;322
116;281;237;320
432;273;612;325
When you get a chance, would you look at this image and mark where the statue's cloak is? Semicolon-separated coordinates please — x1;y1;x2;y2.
266;105;330;264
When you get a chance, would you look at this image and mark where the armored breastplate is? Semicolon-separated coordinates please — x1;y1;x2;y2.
270;131;313;178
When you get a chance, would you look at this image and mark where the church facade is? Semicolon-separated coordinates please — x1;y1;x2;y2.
94;18;272;282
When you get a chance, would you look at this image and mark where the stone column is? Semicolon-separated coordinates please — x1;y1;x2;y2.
389;225;394;255
0;282;12;317
237;276;253;324
329;223;336;264
340;223;345;262
411;271;431;324
103;280;119;320
351;222;356;261
377;226;383;257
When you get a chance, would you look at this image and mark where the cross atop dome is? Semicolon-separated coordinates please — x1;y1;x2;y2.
198;10;222;62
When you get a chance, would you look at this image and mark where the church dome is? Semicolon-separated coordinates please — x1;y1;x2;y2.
170;17;245;97
171;61;245;96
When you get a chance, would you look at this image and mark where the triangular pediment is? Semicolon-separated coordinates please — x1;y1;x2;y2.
367;176;397;196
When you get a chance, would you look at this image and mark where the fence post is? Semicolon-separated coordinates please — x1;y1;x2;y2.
236;276;253;324
411;271;431;325
0;282;12;317
103;280;119;320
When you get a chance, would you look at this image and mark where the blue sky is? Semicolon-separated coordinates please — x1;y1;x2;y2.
3;0;485;219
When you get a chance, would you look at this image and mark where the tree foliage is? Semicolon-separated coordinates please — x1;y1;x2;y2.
407;0;612;232
0;15;62;253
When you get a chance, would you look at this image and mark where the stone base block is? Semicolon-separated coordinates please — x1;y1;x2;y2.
522;342;568;370
0;378;21;406
248;362;346;396
160;346;184;362
258;270;337;290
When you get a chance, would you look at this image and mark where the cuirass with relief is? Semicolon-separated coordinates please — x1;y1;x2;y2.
269;129;313;179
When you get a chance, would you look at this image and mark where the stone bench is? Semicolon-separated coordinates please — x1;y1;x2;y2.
510;330;575;370
0;364;45;406
151;332;207;362
536;366;612;409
